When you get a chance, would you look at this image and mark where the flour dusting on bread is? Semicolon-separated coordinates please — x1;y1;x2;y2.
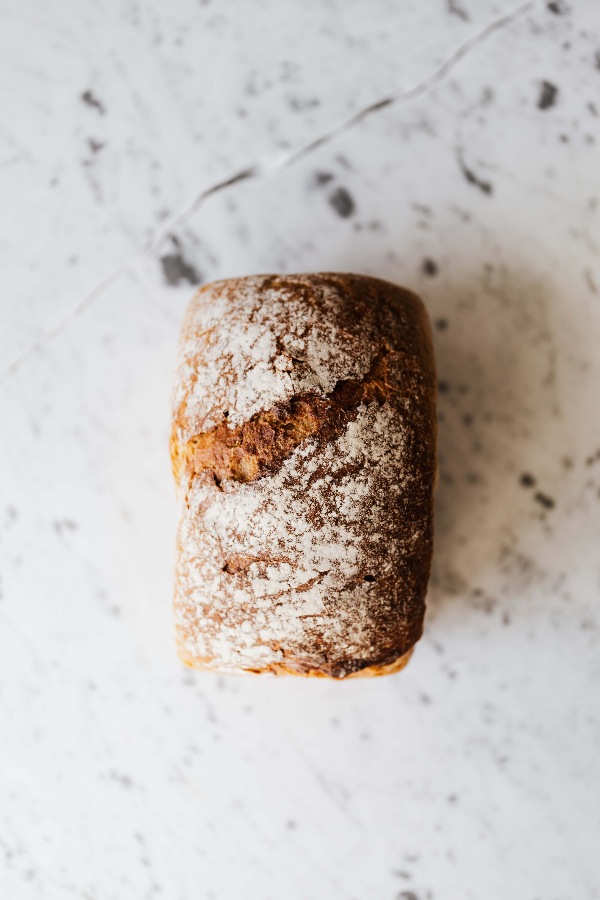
171;273;436;678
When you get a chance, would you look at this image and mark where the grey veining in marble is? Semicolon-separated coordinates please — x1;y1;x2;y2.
1;1;600;898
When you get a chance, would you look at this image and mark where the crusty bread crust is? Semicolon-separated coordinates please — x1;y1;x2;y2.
177;647;413;679
171;273;436;679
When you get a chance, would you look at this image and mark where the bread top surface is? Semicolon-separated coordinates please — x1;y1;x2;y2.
172;273;436;678
172;272;433;440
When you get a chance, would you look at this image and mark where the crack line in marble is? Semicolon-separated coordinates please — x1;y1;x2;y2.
0;0;537;389
150;0;536;252
0;266;127;387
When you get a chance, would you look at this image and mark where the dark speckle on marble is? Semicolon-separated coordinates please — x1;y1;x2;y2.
328;186;355;218
457;151;493;195
585;269;598;294
423;258;438;276
447;0;469;21
160;252;202;287
88;138;104;154
412;203;432;216
534;491;555;509
520;473;536;487
397;892;420;900
315;170;334;185
81;90;105;114
538;81;559;110
53;518;79;534
393;869;411;880
547;0;568;13
595;50;600;72
287;95;320;112
585;448;600;466
109;770;134;789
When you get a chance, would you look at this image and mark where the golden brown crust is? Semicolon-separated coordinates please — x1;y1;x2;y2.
178;647;413;679
172;273;436;679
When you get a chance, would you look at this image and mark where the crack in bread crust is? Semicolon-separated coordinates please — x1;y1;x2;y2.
172;348;395;486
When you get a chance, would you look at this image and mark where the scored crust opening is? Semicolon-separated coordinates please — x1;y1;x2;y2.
171;348;397;487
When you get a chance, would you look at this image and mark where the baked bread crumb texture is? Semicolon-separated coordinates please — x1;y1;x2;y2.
171;273;436;679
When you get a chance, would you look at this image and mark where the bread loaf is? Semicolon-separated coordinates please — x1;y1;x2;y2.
171;273;436;678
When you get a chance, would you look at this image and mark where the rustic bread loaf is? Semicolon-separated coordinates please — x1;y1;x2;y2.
171;273;436;678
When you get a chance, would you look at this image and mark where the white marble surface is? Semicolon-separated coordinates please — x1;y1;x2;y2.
1;1;600;897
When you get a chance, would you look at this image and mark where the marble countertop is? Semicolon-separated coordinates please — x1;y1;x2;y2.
1;1;600;897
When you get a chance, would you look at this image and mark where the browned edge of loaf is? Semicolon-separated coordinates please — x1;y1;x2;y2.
178;648;414;679
171;272;437;679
